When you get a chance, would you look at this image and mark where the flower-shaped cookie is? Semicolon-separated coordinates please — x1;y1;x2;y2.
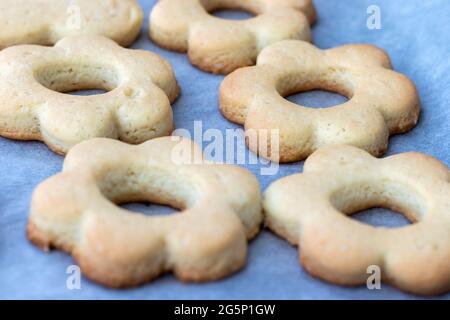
0;0;143;48
150;0;316;74
220;40;421;162
264;145;450;295
0;35;179;154
28;137;262;287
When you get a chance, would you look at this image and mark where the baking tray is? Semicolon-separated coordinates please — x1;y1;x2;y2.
1;0;449;299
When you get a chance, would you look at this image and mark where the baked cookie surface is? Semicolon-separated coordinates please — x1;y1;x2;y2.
220;40;421;163
0;0;143;48
150;0;316;74
264;145;450;295
28;137;262;288
0;35;179;154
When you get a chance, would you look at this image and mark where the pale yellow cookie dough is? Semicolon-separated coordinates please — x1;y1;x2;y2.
28;137;262;288
0;35;179;154
220;40;421;163
0;0;143;48
150;0;316;74
264;145;450;295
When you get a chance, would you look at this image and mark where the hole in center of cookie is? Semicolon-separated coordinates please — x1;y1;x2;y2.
67;89;108;96
34;63;118;96
286;90;349;108
351;208;411;228
120;202;178;217
330;181;426;228
211;9;255;20
97;167;195;217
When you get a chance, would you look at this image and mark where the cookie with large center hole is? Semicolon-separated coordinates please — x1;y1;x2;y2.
0;35;179;154
27;136;262;288
264;145;450;295
149;0;316;74
220;40;421;163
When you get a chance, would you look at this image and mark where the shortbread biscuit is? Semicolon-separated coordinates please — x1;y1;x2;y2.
150;0;316;74
220;40;420;162
0;35;179;154
0;0;143;48
28;137;262;288
264;145;450;295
